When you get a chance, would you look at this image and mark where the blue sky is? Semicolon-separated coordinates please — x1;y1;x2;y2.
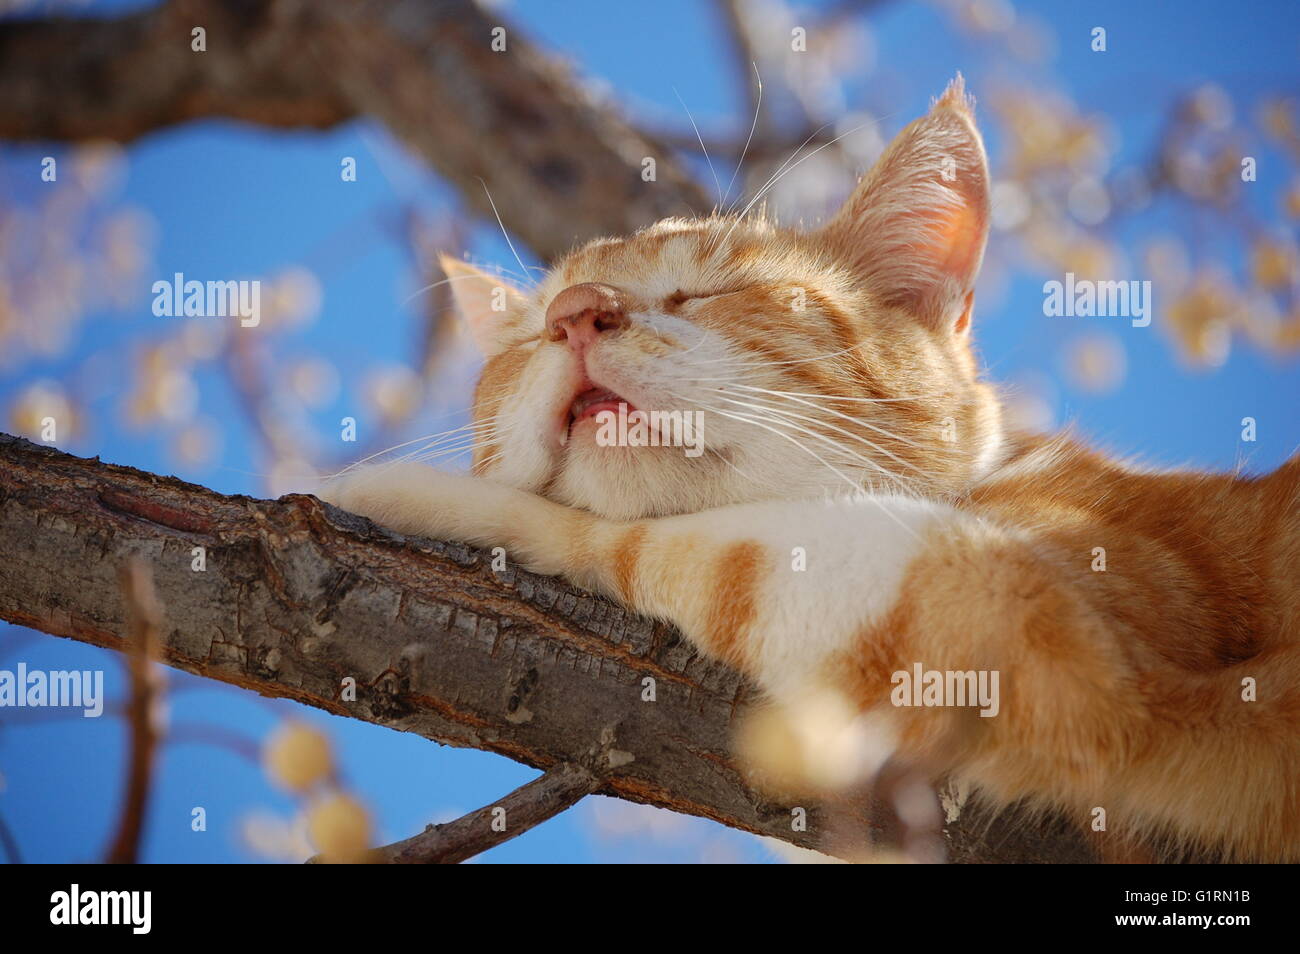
1;0;1298;862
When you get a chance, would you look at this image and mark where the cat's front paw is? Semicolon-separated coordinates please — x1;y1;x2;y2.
318;463;492;543
319;463;584;581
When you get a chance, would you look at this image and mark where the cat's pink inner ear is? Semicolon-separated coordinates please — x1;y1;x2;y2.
822;76;991;330
439;255;528;356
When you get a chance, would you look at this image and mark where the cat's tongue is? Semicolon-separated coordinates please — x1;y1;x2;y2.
569;386;634;424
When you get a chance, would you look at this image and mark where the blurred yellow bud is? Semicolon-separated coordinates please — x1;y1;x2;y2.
1187;84;1233;131
1061;238;1113;280
1259;98;1296;139
263;267;322;328
1275;312;1300;352
364;365;422;424
1166;279;1238;367
306;793;372;863
1285;181;1300;219
1250;240;1296;290
9;380;77;443
264;721;333;793
289;358;341;408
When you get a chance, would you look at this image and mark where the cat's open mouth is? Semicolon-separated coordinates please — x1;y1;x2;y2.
568;386;635;426
561;385;638;447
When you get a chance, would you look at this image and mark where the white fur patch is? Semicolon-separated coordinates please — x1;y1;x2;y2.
658;493;957;699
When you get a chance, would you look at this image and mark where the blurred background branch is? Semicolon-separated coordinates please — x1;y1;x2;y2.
0;0;709;259
105;558;164;864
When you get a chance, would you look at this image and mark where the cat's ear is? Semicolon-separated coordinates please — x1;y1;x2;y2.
438;255;530;356
821;76;990;333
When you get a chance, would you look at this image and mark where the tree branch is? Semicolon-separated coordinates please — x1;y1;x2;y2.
363;762;600;863
0;434;1097;862
0;0;709;259
0;0;354;140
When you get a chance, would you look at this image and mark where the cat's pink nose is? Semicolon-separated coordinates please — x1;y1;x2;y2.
545;282;630;352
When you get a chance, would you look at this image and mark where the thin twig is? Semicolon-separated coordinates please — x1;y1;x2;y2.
105;558;164;864
350;763;599;864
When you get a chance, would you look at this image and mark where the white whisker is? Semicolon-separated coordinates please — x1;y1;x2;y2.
717;385;969;459
707;390;931;481
722;117;876;248
680;399;924;543
675;86;724;210
477;176;533;287
724;120;834;219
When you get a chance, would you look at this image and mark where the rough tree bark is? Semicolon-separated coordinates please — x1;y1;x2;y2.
0;0;709;260
0;434;1096;862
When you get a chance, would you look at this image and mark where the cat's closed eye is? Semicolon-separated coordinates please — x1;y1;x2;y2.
664;287;747;311
664;289;711;310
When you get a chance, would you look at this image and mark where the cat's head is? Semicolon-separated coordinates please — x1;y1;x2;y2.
442;78;1005;521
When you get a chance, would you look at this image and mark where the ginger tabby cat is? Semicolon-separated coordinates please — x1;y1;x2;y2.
322;78;1300;863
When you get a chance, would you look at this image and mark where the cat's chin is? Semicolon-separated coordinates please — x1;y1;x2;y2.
550;442;737;521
